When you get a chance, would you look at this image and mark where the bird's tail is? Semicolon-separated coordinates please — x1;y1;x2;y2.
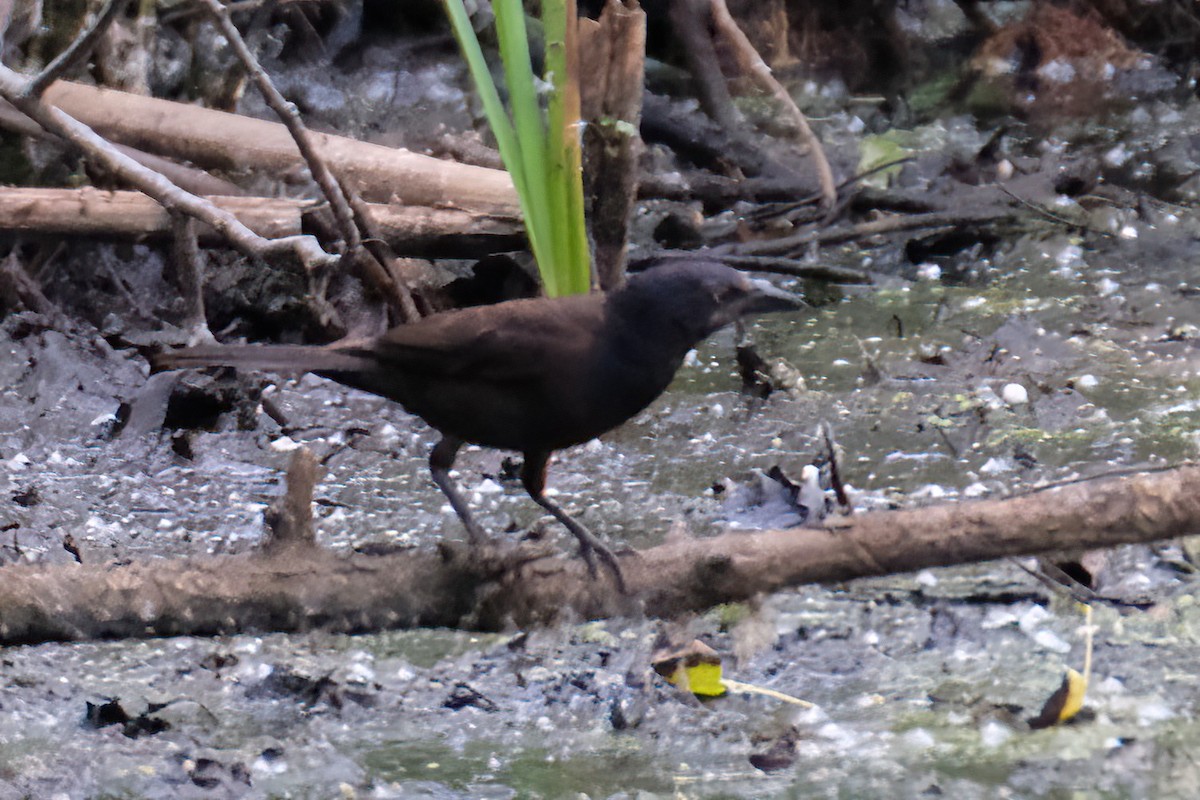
149;343;374;375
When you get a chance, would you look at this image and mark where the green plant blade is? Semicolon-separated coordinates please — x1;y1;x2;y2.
493;0;558;295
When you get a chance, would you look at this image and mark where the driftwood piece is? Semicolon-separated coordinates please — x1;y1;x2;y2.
580;0;646;290
0;188;522;255
20;80;519;214
2;465;1197;645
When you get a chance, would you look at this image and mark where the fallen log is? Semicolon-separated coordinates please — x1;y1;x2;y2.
1;463;1197;645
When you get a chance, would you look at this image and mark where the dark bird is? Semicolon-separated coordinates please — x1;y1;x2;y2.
151;260;803;588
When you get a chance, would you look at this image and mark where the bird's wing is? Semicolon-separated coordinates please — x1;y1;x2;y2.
338;294;605;380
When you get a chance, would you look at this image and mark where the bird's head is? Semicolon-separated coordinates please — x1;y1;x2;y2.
615;260;805;347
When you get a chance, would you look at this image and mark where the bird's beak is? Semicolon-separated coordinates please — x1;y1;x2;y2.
741;278;806;316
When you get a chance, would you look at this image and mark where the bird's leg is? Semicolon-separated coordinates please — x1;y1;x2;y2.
429;435;489;547
521;453;627;593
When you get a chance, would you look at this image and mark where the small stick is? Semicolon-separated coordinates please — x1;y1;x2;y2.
169;211;216;344
263;446;321;549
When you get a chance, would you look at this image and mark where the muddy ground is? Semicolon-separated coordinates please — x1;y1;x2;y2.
5;2;1200;798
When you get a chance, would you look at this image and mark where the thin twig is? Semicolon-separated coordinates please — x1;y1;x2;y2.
708;0;837;213
0;251;62;321
344;187;422;322
993;182;1098;233
742;157;917;225
710;254;872;283
720;208;1021;258
27;0;125;97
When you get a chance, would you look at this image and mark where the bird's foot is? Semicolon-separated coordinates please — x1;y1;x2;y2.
531;492;630;594
574;532;628;595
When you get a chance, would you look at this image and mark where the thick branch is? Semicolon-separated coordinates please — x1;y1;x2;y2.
22;80;519;213
0;188;521;255
2;466;1198;644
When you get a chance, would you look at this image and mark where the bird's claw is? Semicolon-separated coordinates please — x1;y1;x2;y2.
578;538;627;595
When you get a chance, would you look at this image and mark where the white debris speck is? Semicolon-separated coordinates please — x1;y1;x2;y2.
903;728;937;749
476;478;503;494
1001;383;1028;406
1054;244;1084;267
1033;629;1072;653
269;436;302;452
916;263;942;280
377;423;401;445
1137;699;1174;725
1096;277;1121;296
1076;374;1098;389
980;719;1013;748
981;607;1018;629
5;453;31;471
1118;225;1138;240
1017;603;1050;634
90;412;117;427
1103;144;1129;167
1038;58;1076;83
345;661;375;685
683;349;700;367
915;570;938;587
